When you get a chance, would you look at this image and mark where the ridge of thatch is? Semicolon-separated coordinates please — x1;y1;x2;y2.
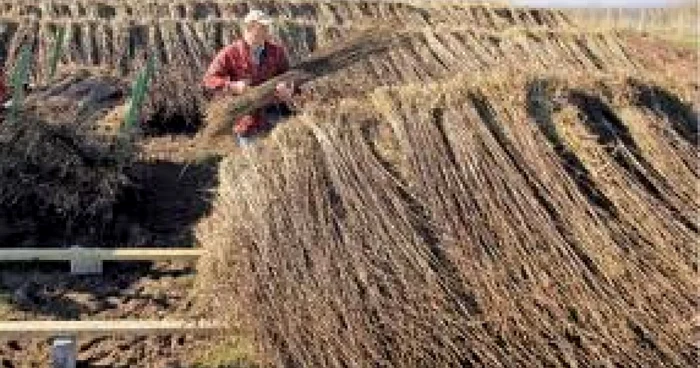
197;71;697;367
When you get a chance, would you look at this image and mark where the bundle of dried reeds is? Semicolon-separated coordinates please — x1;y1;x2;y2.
198;71;697;367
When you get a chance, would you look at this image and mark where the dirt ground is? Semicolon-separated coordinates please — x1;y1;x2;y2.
0;262;218;368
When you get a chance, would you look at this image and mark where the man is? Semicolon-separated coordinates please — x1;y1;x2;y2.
203;9;295;146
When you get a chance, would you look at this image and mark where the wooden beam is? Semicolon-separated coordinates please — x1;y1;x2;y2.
0;248;205;262
0;248;206;274
0;320;223;338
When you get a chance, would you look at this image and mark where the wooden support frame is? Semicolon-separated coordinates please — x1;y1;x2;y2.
0;319;222;338
0;247;205;275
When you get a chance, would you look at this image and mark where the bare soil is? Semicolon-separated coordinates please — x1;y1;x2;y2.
0;262;221;368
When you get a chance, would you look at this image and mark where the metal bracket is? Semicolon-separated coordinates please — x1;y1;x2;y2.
69;245;103;275
52;335;77;368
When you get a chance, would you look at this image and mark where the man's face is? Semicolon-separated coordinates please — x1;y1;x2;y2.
245;22;269;46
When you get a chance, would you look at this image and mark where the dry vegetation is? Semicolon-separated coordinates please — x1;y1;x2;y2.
563;3;699;50
0;69;134;240
193;2;698;368
0;0;697;367
564;4;698;36
198;70;698;367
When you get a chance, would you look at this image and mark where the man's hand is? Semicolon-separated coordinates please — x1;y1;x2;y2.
225;80;249;95
275;81;294;102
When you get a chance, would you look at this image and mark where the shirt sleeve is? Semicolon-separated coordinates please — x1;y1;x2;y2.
203;47;235;91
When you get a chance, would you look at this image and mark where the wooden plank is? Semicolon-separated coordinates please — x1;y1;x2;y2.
0;248;205;262
0;320;223;338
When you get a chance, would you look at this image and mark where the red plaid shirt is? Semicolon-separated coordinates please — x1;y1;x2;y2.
203;39;290;136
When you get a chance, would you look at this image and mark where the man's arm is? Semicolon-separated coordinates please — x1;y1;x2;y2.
203;47;235;92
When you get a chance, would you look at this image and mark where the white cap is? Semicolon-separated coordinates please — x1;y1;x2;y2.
243;9;273;26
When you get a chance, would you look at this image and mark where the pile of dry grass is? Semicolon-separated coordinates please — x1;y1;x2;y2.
0;104;134;231
22;68;129;132
197;70;697;367
197;107;472;367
